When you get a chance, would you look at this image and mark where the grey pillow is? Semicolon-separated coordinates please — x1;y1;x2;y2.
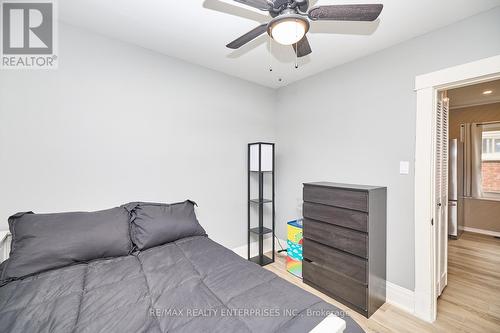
123;200;206;250
1;207;132;282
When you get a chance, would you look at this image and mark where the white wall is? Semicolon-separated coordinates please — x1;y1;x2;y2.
274;7;500;291
0;23;275;249
1;8;500;293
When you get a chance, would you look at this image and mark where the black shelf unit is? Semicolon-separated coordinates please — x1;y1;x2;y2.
249;227;273;235
247;142;275;266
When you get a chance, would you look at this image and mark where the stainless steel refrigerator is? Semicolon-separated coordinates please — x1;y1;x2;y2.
448;139;464;239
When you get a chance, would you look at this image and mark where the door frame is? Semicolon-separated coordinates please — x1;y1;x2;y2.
414;54;500;322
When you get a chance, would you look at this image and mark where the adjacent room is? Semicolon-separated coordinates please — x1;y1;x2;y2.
432;80;500;332
1;1;500;332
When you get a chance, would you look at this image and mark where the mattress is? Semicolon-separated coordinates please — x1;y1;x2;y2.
0;236;364;333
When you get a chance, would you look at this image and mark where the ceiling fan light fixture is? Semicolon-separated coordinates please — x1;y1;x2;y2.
267;15;309;45
225;1;384;58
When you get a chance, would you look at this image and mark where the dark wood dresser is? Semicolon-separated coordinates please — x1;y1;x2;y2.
302;182;387;318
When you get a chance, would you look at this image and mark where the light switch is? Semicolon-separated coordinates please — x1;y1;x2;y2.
400;161;410;175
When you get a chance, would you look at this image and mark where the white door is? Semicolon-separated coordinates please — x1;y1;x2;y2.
435;93;449;296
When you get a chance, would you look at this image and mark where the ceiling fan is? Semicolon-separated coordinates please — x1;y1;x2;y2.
226;0;383;57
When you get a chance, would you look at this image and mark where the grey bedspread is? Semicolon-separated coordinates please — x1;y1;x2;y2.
0;236;364;333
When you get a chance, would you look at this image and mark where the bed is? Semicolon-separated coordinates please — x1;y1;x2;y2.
0;201;364;333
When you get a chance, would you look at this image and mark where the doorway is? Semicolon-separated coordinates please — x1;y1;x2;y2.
414;55;500;323
432;80;500;330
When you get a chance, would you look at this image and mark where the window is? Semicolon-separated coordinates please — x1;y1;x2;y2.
481;127;500;194
482;131;500;157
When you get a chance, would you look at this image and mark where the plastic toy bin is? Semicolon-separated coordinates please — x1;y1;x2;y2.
286;219;303;278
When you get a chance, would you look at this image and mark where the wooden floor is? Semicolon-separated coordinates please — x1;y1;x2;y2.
265;232;500;332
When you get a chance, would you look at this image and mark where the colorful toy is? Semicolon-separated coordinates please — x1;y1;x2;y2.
286;219;303;278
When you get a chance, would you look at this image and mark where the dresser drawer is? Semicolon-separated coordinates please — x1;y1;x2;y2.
304;219;367;258
303;202;368;232
303;239;367;284
303;185;368;212
303;261;367;311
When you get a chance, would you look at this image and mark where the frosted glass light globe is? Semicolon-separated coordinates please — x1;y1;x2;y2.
269;19;307;45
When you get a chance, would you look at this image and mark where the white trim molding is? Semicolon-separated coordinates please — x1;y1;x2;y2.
386;282;415;315
414;55;500;323
415;55;500;90
450;99;500;110
232;236;287;259
414;86;437;322
463;227;500;238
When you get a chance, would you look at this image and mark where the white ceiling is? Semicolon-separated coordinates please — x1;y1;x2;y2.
59;0;500;88
448;79;500;109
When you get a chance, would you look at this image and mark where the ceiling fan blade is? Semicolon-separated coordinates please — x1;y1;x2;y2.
226;23;268;49
233;0;272;11
308;4;383;21
292;36;312;57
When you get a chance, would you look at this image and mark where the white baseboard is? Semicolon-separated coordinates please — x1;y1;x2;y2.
386;281;415;314
437;272;447;297
463;227;500;238
232;237;287;259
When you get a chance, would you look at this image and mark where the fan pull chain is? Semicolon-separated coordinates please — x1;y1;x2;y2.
269;42;273;72
294;19;298;69
295;42;298;69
